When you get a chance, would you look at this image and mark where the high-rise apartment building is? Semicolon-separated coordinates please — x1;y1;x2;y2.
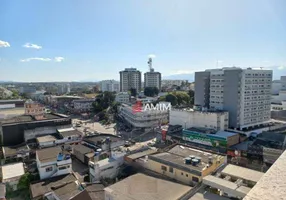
144;58;161;90
195;67;272;130
119;68;141;92
100;80;119;92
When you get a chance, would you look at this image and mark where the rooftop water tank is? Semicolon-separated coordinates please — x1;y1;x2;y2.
192;159;199;166
189;155;195;159
185;157;192;165
195;157;201;163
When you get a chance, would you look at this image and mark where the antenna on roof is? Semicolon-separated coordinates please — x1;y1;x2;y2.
148;58;154;72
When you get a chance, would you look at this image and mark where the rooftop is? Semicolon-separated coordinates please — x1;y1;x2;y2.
58;128;82;137
0;113;68;125
188;189;231;200
84;134;122;145
3;144;30;157
105;173;192;200
73;144;94;155
126;148;158;160
215;131;238;138
30;174;80;200
243;150;286;200
85;184;105;200
149;145;224;175
0;99;24;103
36;146;65;163
221;164;264;183
36;135;57;143
1;162;25;181
70;189;92;200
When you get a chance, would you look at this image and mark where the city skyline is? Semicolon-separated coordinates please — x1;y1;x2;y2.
0;0;286;82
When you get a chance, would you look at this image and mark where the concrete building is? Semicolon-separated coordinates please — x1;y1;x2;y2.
2;144;30;163
57;84;71;95
145;145;226;186
0;113;72;146
36;146;72;180
1;162;25;191
73;144;94;164
29;174;83;200
243;149;286;200
89;148;126;182
118;102;170;128
170;108;229;131
0;99;25;109
144;59;161;90
203;164;264;199
119;68;141;92
271;76;286;95
115;92;130;104
195;67;272;130
161;80;187;87
104;173;192;200
19;86;36;94
100;80;120;92
83;134;125;151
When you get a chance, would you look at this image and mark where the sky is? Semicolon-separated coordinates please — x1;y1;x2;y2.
0;0;286;82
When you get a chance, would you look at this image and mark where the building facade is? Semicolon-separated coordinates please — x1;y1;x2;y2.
144;68;161;90
195;67;272;130
119;68;141;92
115;92;130;104
73;99;95;113
36;147;72;180
169;109;229;131
100;80;120;92
118;102;170;128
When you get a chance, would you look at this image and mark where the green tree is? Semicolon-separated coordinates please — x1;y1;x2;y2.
18;173;32;190
174;91;190;105
188;90;195;105
130;88;137;97
144;87;159;97
165;93;178;106
92;91;116;113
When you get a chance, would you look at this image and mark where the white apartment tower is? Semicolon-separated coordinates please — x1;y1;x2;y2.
144;58;161;90
119;68;142;92
100;80;120;92
195;67;272;130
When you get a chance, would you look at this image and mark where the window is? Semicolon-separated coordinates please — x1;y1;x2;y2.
181;172;184;175
186;174;188;177
192;177;199;182
59;166;67;170
46;166;53;172
169;167;173;173
161;165;167;171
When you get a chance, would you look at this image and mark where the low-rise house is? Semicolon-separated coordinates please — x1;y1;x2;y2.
73;144;95;164
2;144;30;163
89;148;126;182
83;134;124;152
144;145;226;186
104;173;192;200
36;146;72;180
57;127;82;143
115;92;130;104
36;135;58;148
29;174;83;200
1;162;25;191
72;99;95;113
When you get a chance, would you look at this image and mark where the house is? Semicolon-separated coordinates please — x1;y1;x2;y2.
36;135;58;148
104;173;192;200
83;134;124;152
1;162;25;191
73;144;95;164
36;146;72;180
2;144;30;163
145;145;226;186
57;127;82;144
89;148;126;182
29;174;82;200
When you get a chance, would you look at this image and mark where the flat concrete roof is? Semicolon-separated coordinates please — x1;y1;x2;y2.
1;162;25;181
36;135;57;143
126;148;158;160
188;190;231;200
105;173;192;200
36;146;62;163
222;164;264;183
243;150;286;200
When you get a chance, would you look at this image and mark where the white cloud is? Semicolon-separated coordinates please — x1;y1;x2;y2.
20;56;65;62
278;65;285;70
0;40;10;47
148;54;156;58
54;57;64;62
23;43;42;49
20;57;51;62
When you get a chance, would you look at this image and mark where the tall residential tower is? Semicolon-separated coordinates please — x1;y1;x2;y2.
119;68;141;92
195;67;272;130
144;58;161;90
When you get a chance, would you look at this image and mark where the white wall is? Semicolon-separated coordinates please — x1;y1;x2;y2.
170;110;228;130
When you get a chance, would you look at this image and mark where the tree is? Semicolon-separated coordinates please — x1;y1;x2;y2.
165;93;178;106
188;90;195;105
92;91;116;114
18;173;32;190
174;91;190;105
144;87;159;97
130;88;137;97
